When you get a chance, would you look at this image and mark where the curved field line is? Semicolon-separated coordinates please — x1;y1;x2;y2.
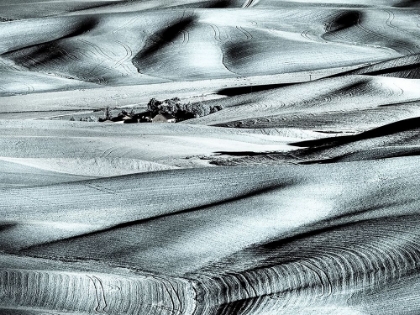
179;29;189;45
236;26;253;40
355;12;415;55
77;38;114;61
77;38;116;80
301;30;312;41
183;30;190;44
210;24;222;42
113;40;133;74
384;9;420;51
26;83;35;93
112;15;140;34
322;11;413;55
243;0;257;8
391;81;405;97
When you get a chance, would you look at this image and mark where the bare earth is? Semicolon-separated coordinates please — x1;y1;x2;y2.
1;0;420;314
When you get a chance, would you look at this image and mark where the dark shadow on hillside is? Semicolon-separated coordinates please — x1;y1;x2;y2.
2;16;99;56
217;83;292;96
210;117;420;165
5;42;77;69
202;210;418;277
242;214;417;268
172;0;241;8
353;62;420;79
326;10;362;33
394;0;420;7
213;151;276;156
0;223;17;233
63;16;99;39
132;16;196;69
206;0;237;8
21;179;296;253
291;116;420;149
67;0;126;13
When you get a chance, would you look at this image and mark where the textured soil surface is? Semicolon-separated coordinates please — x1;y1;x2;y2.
1;1;420;314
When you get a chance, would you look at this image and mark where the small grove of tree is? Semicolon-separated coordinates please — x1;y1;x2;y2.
147;97;223;120
91;97;224;123
79;116;98;122
69;116;98;122
97;107;115;122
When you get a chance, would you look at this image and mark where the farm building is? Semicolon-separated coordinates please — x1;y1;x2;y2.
152;113;176;123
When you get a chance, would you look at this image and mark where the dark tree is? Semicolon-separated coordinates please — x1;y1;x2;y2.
147;98;162;115
145;97;224;121
104;106;112;120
